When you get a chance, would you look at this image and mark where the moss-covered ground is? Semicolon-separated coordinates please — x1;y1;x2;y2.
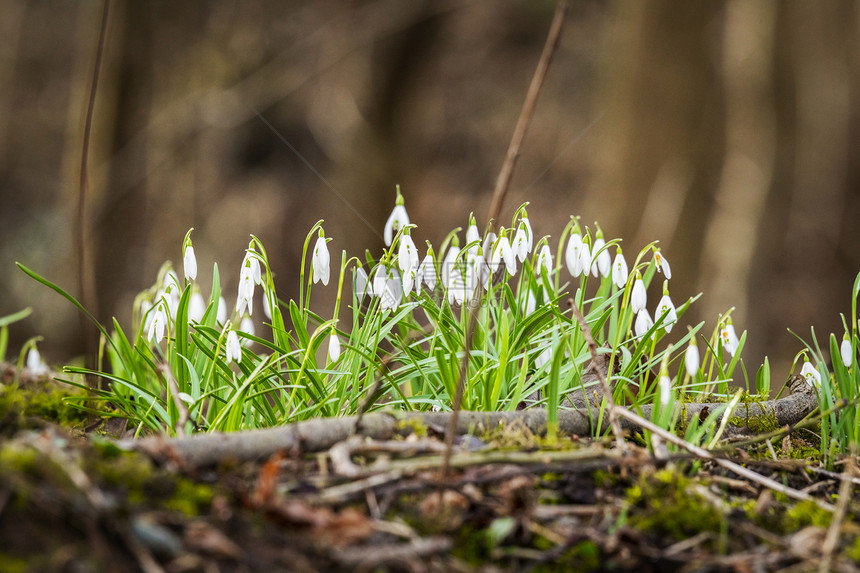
1;364;858;572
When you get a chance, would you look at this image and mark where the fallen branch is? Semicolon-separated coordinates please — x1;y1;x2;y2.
124;382;818;469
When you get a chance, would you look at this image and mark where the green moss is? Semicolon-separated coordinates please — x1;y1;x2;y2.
0;380;90;433
0;553;30;573
164;480;214;516
532;540;601;572
729;409;780;434
625;469;723;541
784;500;832;530
396;417;428;438
846;535;860;562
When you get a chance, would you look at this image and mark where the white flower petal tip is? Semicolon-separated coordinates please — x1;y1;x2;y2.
26;348;48;376
611;252;628;289
328;334;341;362
591;238;611;278
225;330;242;364
685;344;699;377
635;308;654;338
188;292;206;323
312;236;331;286
840;338;853;368
565;233;584;277
631;278;647;313
536;245;553;278
720;324;740;356
655;251;672;280
183;245;198;282
800;362;821;387
654;294;677;333
384;205;410;246
659;375;672;406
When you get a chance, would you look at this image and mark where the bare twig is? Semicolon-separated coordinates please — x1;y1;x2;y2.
819;452;855;573
613;407;834;512
442;0;569;479
77;0;110;382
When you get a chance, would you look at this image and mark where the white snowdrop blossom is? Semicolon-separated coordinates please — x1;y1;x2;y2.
491;235;517;276
630;276;647;315
328;333;341;362
398;233;419;275
147;302;168;343
565;232;584;277
225;329;242;364
217;296;227;324
800;361;821;387
26;348;47;376
720;324;740;356
183;245;197;282
635;309;654;338
612;250;629;289
520;217;533;252
466;220;481;257
188;291;206;323
471;250;491;291
841;337;853;368
448;267;466;305
685;343;700;377
441;245;459;288
236;266;255;317
378;267;403;311
355;267;369;301
262;292;272;320
513;226;529;263
312;235;331;286
240;315;255;336
658;374;672;406
416;253;436;293
522;289;536;316
536;244;552;278
482;232;497;262
579;240;592;277
654;250;672;280
591;238;611;278
383;205;409;246
534;346;552;369
654;292;677;333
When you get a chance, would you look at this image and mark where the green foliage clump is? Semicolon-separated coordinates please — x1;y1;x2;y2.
625;468;723;541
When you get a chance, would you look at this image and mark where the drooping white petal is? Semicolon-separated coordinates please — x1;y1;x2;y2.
685;343;700;377
26;348;47;376
655;251;672;280
217;296;227;324
841;338;853;368
383;204;409;246
521;218;533;252
631;278;647;313
148;303;167;343
417;254;436;293
579;242;592;277
536;244;552;278
612;252;629;288
466;223;481;258
654;294;677;333
355;267;368;300
522;289;536;316
720;324;740;356
658;375;672;406
448;268;465;305
441;246;458;288
183;245;198;281
262;292;272;320
188;292;206;323
225;330;242;364
482;232;497;262
312;236;330;286
513;227;529;263
328;334;341;362
239;315;255;345
591;238;611;278
492;236;516;276
635;309;654;338
800;361;821;387
534;346;552;369
398;234;419;275
379;268;403;311
565;233;584;277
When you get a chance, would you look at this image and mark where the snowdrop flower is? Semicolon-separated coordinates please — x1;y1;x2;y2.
448;267;466;305
635;308;654;338
217;296;227;324
658;373;672;406
612;248;628;289
470;249;491;291
630;275;647;314
312;232;331;286
398;232;419;274
225;329;242;364
466;214;481;257
654;282;677;333
416;251;437;294
534;346;552;369
183;245;197;282
240;315;255;339
536;244;552;278
513;226;529;263
800;360;821;387
236;266;255;317
522;289;536;316
685;341;699;377
565;232;584;277
377;267;403;311
654;249;672;280
147;302;168;343
591;237;611;278
491;232;517;276
841;336;853;368
441;244;459;288
579;239;593;277
355;267;369;301
383;187;410;246
720;323;740;356
188;291;206;323
262;291;272;320
328;333;341;362
26;347;47;376
482;232;497;262
520;215;533;252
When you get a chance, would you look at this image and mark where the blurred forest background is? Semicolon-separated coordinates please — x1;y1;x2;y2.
2;0;860;382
